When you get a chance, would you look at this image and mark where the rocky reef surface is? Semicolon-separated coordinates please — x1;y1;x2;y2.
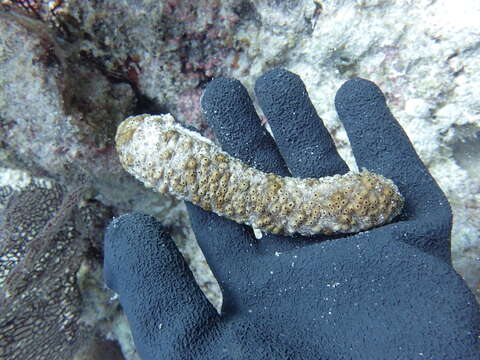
0;1;479;359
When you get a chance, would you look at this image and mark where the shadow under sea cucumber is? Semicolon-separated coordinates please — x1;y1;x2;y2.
115;114;404;236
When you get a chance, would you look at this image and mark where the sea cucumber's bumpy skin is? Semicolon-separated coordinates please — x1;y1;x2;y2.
116;114;404;236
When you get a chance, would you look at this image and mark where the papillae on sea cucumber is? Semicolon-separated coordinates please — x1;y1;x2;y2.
115;114;404;236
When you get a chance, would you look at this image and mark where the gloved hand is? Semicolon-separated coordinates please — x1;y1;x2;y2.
104;68;480;360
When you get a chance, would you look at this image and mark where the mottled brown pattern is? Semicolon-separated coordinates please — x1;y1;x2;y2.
116;114;404;236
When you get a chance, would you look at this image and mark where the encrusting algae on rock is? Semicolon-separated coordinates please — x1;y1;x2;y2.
115;114;404;236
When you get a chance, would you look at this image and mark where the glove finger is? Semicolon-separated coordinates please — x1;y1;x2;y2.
103;213;219;359
197;78;292;252
201;77;290;175
334;78;451;233
255;68;349;178
200;78;339;256
195;77;309;310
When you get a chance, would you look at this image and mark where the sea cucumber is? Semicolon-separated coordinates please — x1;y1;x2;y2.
115;114;404;236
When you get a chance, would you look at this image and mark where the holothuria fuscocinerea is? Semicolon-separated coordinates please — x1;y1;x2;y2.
115;114;404;236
